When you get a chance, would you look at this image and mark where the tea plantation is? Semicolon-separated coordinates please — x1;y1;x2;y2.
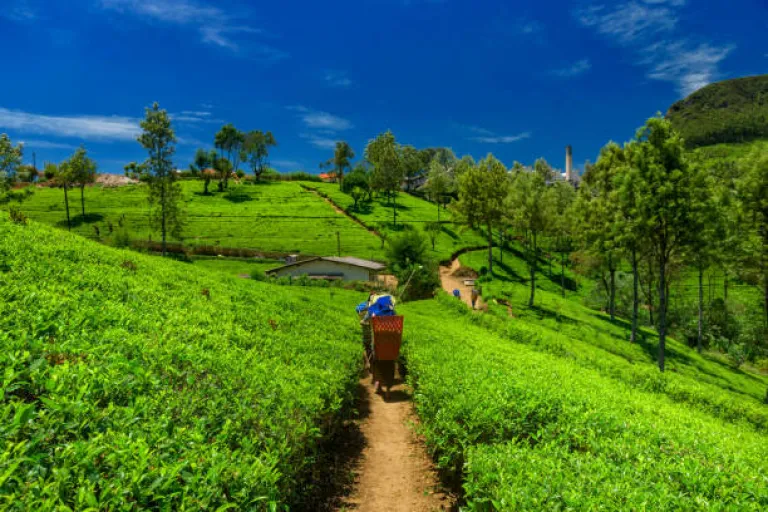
400;294;768;509
0;217;364;509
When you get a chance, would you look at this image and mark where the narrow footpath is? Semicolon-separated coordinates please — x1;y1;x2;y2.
340;377;454;511
439;257;483;310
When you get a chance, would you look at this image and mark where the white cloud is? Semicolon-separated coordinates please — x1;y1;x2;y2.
289;106;353;131
300;134;339;149
18;140;77;150
466;125;494;136
0;107;140;141
575;1;732;95
550;59;591;77
643;41;734;95
181;110;211;117
324;70;353;88
100;0;285;58
472;132;531;144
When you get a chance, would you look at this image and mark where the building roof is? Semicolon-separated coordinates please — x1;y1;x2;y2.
266;256;386;274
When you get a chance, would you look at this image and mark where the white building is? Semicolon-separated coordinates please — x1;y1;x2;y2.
266;256;386;282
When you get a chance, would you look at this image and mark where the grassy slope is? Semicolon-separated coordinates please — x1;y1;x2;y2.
401;295;768;509
191;257;283;277
0;217;366;509
667;74;768;148
305;182;488;262
8;180;381;259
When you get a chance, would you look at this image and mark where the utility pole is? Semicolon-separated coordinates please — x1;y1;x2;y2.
336;231;341;257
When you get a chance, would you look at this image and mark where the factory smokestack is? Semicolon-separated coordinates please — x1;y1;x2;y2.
565;145;573;182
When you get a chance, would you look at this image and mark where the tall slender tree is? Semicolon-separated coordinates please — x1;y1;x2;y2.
633;116;697;372
545;180;577;298
322;141;354;188
738;151;768;327
366;131;404;226
242;130;277;182
0;134;23;194
214;124;244;190
424;158;452;222
69;147;97;217
453;154;509;276
53;160;74;231
138;102;183;257
508;164;551;306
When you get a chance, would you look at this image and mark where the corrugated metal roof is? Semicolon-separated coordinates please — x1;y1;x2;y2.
266;256;385;274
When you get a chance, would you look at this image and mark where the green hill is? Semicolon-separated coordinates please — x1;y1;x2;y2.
667;74;768;148
0;216;363;509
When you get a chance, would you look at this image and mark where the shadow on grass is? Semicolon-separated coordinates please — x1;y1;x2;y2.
56;213;104;229
223;193;253;204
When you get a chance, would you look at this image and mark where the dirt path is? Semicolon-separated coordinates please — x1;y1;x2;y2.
340;378;454;512
439;258;482;309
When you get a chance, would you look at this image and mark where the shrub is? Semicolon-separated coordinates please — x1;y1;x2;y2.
112;228;132;248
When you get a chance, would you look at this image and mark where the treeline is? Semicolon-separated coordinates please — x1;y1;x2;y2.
336;118;766;373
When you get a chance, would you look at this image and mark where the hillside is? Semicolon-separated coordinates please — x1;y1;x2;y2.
401;295;768;508
0;217;364;509
667;74;768;148
9;181;382;259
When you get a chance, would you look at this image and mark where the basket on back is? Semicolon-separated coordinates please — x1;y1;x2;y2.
371;315;404;361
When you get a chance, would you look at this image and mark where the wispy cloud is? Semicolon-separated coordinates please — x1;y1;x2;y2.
18;140;77;150
0;107;140;141
289;106;353;131
518;20;543;35
100;0;287;58
300;134;339;150
1;0;36;22
574;0;732;95
472;132;531;144
324;70;353;88
550;59;591;77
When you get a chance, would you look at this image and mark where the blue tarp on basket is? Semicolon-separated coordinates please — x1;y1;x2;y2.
356;295;396;317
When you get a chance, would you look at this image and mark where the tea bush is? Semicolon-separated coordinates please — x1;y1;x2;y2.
0;218;363;510
400;298;768;509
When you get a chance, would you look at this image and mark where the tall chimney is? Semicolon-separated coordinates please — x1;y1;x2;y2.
565;145;573;181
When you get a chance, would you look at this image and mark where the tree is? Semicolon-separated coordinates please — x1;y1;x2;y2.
366;131;404;226
633;116;698;372
545;180;576;298
124;161;149;181
242;130;277;182
425;221;441;250
453;154;509;275
424;159;452;222
138;102;183;257
0;134;23;193
214;124;245;190
738;151;768;327
322;141;354;188
401;145;423;192
508;165;550;307
68;147;97;217
613;142;650;343
576;144;625;321
190;148;215;194
341;164;370;196
53;160;74;231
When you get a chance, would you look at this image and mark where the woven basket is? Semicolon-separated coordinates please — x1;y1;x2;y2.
372;316;404;361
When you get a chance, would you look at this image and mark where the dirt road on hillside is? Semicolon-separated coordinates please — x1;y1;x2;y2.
439;258;482;309
340;378;454;512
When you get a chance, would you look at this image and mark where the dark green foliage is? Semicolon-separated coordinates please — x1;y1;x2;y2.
386;230;428;269
667;74;768;148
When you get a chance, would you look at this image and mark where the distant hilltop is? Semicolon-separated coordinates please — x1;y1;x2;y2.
666;74;768;148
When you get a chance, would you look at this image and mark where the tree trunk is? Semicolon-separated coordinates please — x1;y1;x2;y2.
63;184;71;231
697;263;704;353
80;185;86;216
204;179;209;195
631;249;639;343
609;256;616;322
392;194;397;227
529;232;537;307
487;223;494;275
658;248;667;373
161;179;167;257
561;251;566;298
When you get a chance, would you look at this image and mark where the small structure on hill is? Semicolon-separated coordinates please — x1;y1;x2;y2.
266;256;385;282
319;172;338;183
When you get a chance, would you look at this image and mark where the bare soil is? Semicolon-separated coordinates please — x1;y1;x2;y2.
439;258;483;309
339;377;455;512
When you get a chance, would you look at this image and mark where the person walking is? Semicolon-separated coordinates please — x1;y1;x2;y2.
471;287;479;309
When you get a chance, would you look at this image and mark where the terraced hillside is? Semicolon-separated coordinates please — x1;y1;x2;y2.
0;217;364;509
6;180;382;259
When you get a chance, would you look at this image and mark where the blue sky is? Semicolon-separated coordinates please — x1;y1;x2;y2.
0;0;765;175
